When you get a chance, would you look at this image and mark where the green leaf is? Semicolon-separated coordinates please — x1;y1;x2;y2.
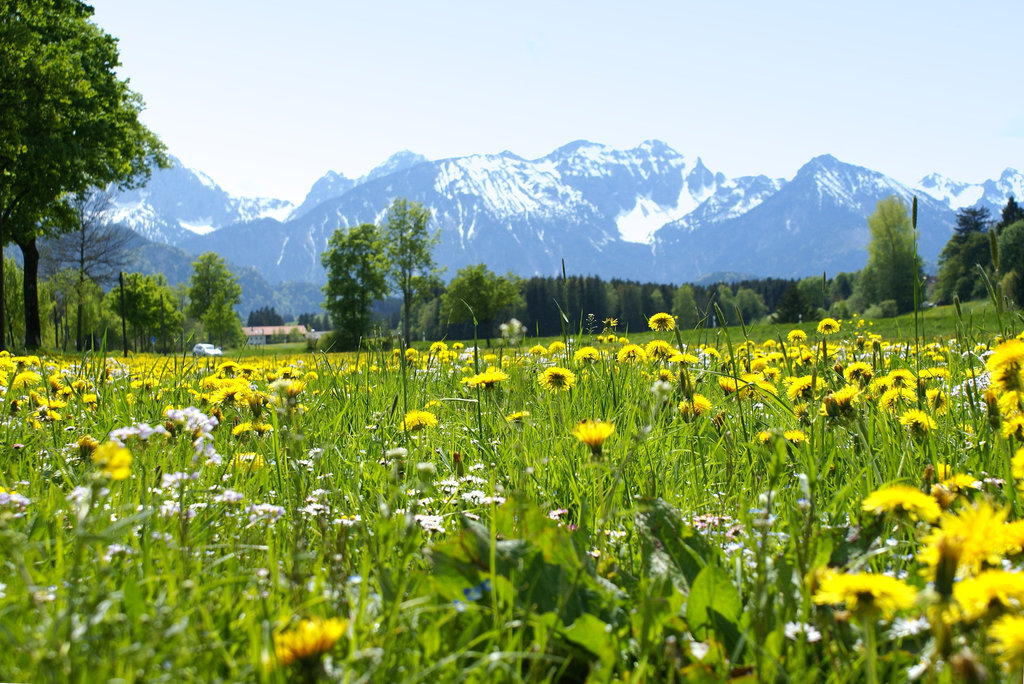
686;565;741;644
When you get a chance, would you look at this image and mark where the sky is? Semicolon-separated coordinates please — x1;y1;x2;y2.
90;1;1024;204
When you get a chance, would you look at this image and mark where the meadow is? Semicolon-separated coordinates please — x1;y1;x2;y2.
3;304;1024;682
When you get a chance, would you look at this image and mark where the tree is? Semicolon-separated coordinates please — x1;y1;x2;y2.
104;272;180;352
440;264;523;345
671;284;698;328
188;253;241;328
382;199;441;347
247;306;284;327
0;1;166;349
935;230;992;303
998;196;1024;231
202;292;244;349
774;284;816;323
999;220;1024;307
953;206;993;240
321;223;389;350
38;189;140;349
855;196;922;313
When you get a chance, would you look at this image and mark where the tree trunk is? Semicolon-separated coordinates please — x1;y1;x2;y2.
18;236;41;349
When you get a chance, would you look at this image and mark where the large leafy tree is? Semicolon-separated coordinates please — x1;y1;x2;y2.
854;196;922;313
0;0;166;349
188;253;241;322
440;264;523;345
321;223;389;350
382;199;442;347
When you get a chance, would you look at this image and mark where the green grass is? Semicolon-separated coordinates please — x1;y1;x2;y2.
0;306;1022;682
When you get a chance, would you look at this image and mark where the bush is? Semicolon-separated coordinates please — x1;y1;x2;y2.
864;299;899;319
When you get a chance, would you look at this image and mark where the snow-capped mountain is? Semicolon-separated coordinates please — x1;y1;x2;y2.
917;168;1024;214
111;156;294;244
113;143;1019;287
652;155;956;280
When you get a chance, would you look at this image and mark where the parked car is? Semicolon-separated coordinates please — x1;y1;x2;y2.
192;343;223;357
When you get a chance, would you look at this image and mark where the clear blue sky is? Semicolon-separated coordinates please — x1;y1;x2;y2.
91;1;1024;204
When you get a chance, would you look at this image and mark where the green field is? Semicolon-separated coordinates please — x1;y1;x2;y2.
3;306;1024;682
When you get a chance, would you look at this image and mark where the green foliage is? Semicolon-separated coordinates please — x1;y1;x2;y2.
440;264;523;342
0;0;166;348
774;284;817;323
672;284;699;328
104;272;182;352
321;223;390;351
382;199;442;346
855;196;922;313
935;230;993;304
998;220;1024;307
187;252;241;321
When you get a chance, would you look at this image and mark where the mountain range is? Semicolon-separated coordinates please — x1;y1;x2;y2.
112;141;1024;299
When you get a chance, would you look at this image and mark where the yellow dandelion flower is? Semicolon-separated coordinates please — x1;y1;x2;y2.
91;442;132;481
843;362;873;385
274;617;347;668
918;501;1011;578
988;614;1024;667
505;410;530;423
230;452;265;472
879;387;916;412
861;484;941;522
955;570;1024;621
816;318;841;335
571;420;615;456
574;346;601;364
538;367;577;392
616;344;647;363
548;341;566;354
645;339;677;362
648;312;677;331
787;329;807;344
678;394;712;419
784;375;818;402
783;429;808;445
462;368;509;389
401;410;438;432
899;408;937;438
812;570;917;619
528;344;548;356
232;422;254;437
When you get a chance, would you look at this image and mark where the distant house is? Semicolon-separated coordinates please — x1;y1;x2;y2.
242;325;309;346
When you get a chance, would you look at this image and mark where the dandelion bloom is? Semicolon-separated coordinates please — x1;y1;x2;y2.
861;484;941;522
899;409;937;438
571;420;615;456
918;501;1011;578
954;570;1024;621
843;362;873;385
821;385;860;418
784;375;818;402
538;367;577;393
230;452;265;472
988;339;1024;394
879;387;916;413
401;410;438;432
462;368;509;389
274;617;347;667
812;570;917;619
616;344;647;364
816;318;841;335
988;614;1024;667
548;341;566;354
574;346;601;363
505;410;530;423
91;441;132;481
783;429;808;445
528;344;548;356
787;329;807;344
678;394;712;419
648;312;677;331
645;339;676;361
